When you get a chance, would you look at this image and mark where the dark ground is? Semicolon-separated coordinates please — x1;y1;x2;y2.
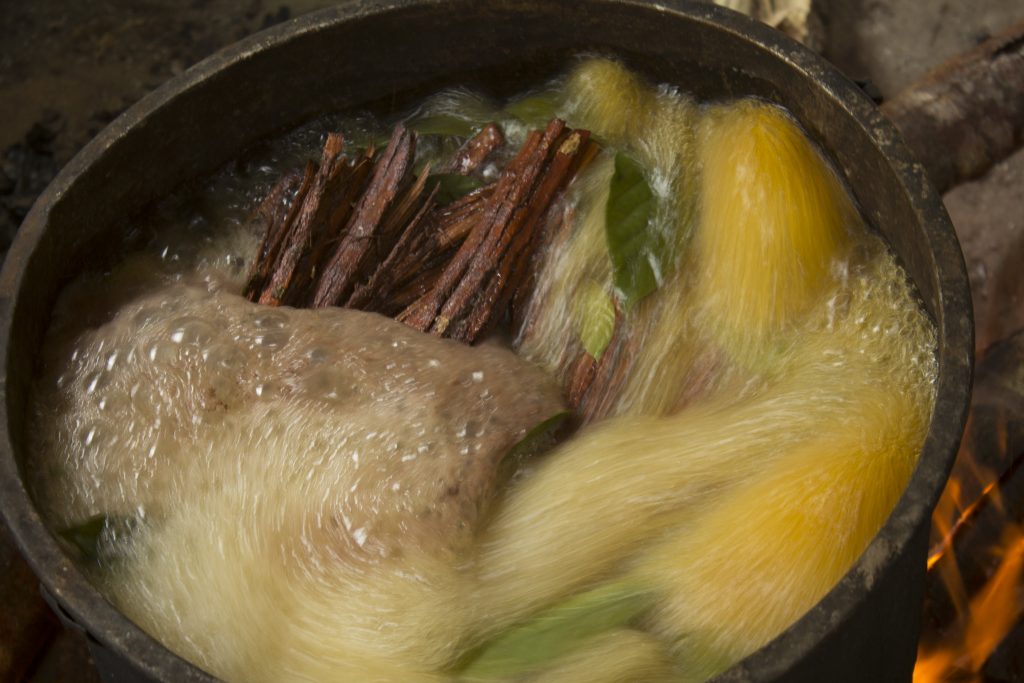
1;0;1023;681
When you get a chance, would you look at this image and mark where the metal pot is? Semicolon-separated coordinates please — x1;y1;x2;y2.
0;1;972;681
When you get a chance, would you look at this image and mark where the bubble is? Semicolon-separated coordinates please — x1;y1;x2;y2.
201;343;245;370
253;312;289;329
301;368;357;403
83;370;110;395
306;347;329;364
146;340;179;364
253;329;291;351
168;317;218;346
132;307;161;327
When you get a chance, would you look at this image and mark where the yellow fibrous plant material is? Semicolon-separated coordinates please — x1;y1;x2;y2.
28;57;940;683
474;245;937;678
695;100;856;363
520;58;703;418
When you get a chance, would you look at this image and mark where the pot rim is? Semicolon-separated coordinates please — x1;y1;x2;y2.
0;1;973;681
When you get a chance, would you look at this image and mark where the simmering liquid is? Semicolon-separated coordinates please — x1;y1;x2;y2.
27;58;938;683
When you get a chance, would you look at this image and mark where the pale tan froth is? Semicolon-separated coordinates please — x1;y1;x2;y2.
26;232;565;679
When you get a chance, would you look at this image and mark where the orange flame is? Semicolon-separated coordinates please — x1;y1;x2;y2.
914;528;1024;682
914;408;1024;683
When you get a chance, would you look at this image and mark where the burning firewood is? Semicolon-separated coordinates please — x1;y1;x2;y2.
918;330;1024;680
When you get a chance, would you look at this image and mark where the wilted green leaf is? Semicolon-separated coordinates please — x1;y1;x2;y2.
408;115;479;138
59;513;145;565
605;152;660;305
458;581;653;680
429;173;485;205
504;91;562;128
576;280;616;360
59;514;108;562
505;411;571;462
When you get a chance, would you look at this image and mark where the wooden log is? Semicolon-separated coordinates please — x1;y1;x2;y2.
26;629;102;683
881;21;1024;193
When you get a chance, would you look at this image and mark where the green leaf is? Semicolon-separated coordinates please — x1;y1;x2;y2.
605;152;660;305
408;115;479;138
428;173;485;205
505;411;571;461
59;514;108;562
58;513;145;565
504;91;561;128
458;581;654;680
342;129;392;153
576;280;616;360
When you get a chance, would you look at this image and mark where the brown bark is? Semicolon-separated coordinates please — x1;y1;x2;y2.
243;118;592;349
258;133;348;306
384;187;494;297
459;130;590;342
573;315;638;423
881;21;1024;193
398;129;546;331
431;121;565;336
284;151;374;306
389;261;448;313
311;124;416;308
443;123;505;174
345;181;440;311
243;164;312;301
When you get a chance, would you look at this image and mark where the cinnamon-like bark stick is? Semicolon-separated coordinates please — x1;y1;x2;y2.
346;182;440;311
459;130;590;341
573;313;639;422
258;133;347;306
427;121;566;336
444;123;505;174
284;151;375;306
387;186;494;285
399;129;545;331
243;117;593;352
311;124;416;308
243;164;311;301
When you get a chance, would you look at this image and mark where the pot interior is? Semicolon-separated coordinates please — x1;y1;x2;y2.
0;2;971;681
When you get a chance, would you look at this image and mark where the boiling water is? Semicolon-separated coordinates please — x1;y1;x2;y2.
27;58;938;683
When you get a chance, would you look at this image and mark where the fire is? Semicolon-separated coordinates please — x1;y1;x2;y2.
914;413;1024;683
914;529;1024;682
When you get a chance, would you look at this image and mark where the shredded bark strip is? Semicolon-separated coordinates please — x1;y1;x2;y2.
245;116;594;347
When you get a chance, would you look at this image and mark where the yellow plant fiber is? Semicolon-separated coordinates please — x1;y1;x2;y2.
695;100;857;361
475;243;936;675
